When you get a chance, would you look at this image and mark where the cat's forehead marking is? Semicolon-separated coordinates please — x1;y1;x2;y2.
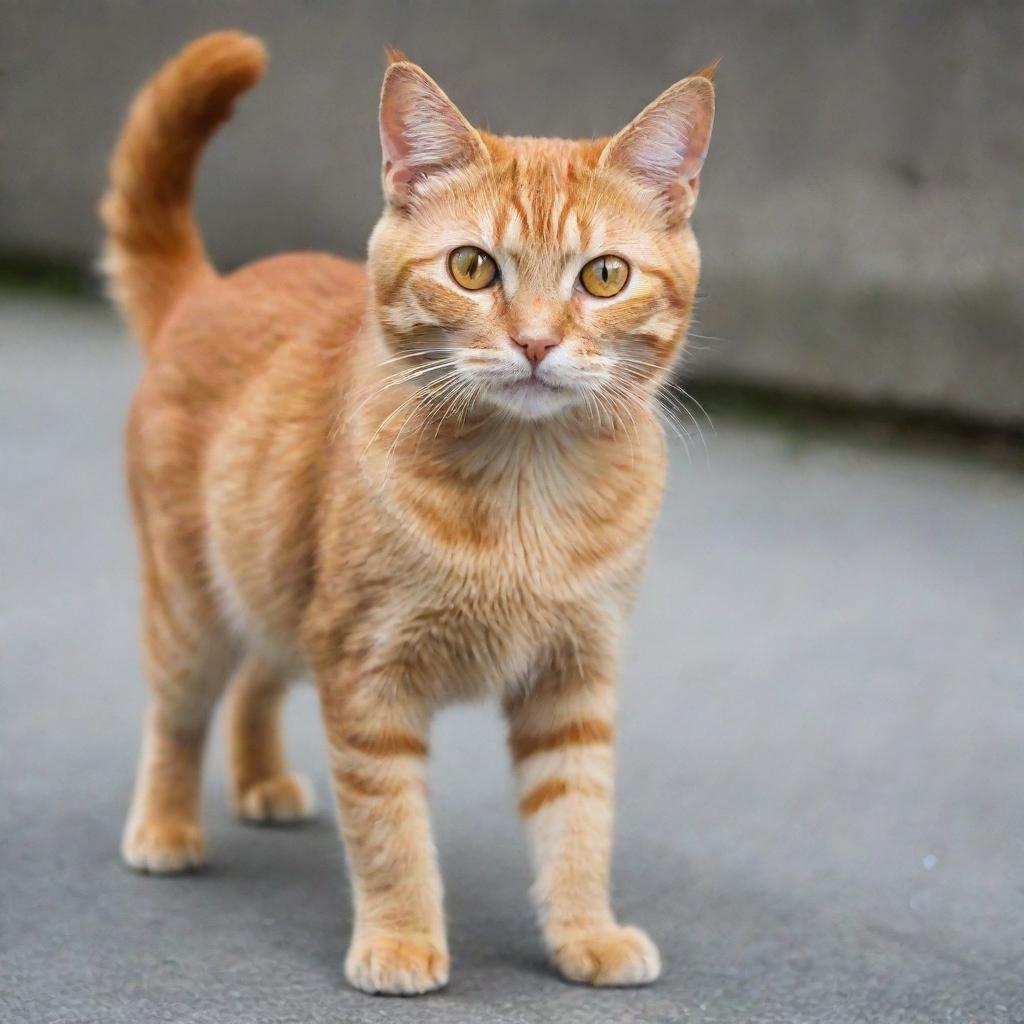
547;193;566;239
488;143;602;257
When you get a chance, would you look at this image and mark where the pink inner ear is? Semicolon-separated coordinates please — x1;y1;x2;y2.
603;78;714;211
380;94;412;166
380;85;419;190
379;64;483;200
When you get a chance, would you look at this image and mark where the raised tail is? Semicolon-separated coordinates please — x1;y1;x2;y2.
100;32;266;349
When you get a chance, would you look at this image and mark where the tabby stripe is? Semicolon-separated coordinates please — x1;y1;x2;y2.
636;263;688;312
492;185;511;246
333;768;404;798
343;730;428;758
633;330;673;351
556;195;575;244
379;253;436;308
509;719;613;763
510;190;531;232
518;777;609;816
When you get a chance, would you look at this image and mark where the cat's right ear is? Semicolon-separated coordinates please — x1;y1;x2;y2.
379;61;486;208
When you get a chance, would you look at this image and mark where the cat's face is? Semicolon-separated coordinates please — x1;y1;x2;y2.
368;60;715;422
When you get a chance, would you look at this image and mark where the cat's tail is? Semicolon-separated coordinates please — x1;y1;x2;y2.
99;32;266;349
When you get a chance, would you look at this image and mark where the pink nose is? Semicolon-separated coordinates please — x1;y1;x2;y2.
513;335;561;365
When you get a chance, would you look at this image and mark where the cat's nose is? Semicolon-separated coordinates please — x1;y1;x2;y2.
512;335;561;366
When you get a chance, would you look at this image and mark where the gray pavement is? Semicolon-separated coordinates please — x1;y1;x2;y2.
2;293;1024;1023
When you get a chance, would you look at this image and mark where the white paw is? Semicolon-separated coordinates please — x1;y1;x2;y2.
235;772;316;824
345;933;450;995
122;818;205;874
553;925;661;986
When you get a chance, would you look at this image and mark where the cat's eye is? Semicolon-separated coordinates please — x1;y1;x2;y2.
579;255;629;298
448;246;498;290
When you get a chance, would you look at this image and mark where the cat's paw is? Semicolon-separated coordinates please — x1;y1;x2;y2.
553;925;661;987
235;771;316;825
122;818;205;874
345;933;450;995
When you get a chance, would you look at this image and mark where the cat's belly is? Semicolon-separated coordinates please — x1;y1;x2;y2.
204;524;307;665
203;417;327;659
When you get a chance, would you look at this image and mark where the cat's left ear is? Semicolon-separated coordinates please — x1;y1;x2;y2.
379;59;487;208
600;65;716;226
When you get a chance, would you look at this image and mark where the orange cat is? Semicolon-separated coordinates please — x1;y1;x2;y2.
101;32;715;994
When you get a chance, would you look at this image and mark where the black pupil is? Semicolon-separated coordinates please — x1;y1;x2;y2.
470;252;482;277
601;259;609;283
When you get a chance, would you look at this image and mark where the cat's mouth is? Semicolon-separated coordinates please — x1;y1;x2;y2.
482;370;576;420
499;375;564;395
461;358;577;419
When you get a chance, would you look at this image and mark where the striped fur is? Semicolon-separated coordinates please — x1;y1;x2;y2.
104;33;715;995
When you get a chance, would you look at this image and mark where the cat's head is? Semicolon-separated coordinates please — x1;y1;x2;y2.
367;55;715;422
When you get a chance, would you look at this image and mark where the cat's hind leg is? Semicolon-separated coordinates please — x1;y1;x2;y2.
226;655;315;824
122;583;238;874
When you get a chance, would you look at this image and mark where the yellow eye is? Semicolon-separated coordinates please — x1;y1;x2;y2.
448;246;498;290
580;255;629;298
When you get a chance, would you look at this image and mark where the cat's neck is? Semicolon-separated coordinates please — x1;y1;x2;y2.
355;361;655;503
346;324;663;513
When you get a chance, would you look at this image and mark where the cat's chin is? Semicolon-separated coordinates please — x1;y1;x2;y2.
484;378;577;421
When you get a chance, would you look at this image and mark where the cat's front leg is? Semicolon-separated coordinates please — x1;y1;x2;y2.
317;662;448;995
505;655;660;987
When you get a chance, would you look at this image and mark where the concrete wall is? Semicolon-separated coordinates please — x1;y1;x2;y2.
2;1;1022;426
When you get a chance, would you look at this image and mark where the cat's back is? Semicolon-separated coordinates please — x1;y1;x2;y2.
129;250;366;464
146;252;367;393
127;250;367;526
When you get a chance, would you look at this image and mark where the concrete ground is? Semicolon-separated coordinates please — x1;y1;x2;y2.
2;293;1023;1024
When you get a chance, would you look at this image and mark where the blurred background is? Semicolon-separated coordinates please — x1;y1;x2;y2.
2;0;1022;426
3;4;1024;1024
